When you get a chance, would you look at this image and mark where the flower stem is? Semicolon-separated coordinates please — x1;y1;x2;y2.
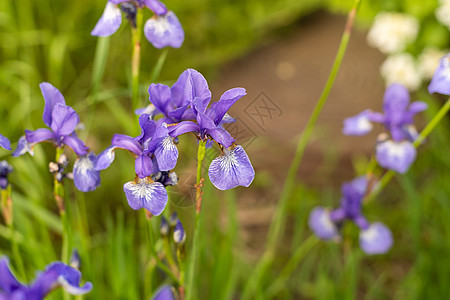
185;140;207;300
131;8;143;115
368;97;450;200
242;1;361;298
1;186;26;280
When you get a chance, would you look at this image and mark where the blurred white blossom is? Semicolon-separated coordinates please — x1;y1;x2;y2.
419;47;447;79
436;0;450;30
367;12;419;54
381;54;422;91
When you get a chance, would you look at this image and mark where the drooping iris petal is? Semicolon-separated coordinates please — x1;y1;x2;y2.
211;88;247;125
0;134;11;150
153;136;178;171
50;104;79;137
73;153;101;192
95;146;117;170
206;127;235;148
359;222;393;255
308;207;339;240
111;134;142;155
40;82;66;128
144;11;184;49
376;140;416;174
208;145;255;190
170;69;211;107
342;110;373;136
25;128;55;144
151;285;175;300
63;135;89;156
11;136;34;157
428;53;450;95
91;1;122;37
144;0;168;16
383;83;410;125
123;178;168;215
0;257;24;293
135;154;153;178
44;262;93;295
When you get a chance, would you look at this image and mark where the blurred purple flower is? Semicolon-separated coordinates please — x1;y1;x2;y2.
0;256;92;299
0;134;11;151
0;161;13;190
92;0;184;49
151;285;175;300
308;177;393;255
173;219;186;244
343;83;427;173
428;53;450;95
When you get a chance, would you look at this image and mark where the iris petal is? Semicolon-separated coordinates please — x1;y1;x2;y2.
144;11;184;49
95;146;117;170
144;0;168;16
428;54;450;95
91;2;122;37
211;88;247;125
40;82;66;128
208;145;254;190
308;207;339;240
63;134;89;156
135;155;153;178
111;134;142;155
151;285;175;300
73;153;101;192
342;110;373;136
359;222;393;255
50;104;79;137
25;128;55;144
44;262;93;295
12;136;34;157
0;133;11;150
376;140;416;174
123;178;168;215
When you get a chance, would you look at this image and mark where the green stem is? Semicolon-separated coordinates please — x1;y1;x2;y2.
241;1;361;298
131;8;143;114
185;140;207;300
1;186;26;280
368;97;450;200
265;236;319;298
151;48;169;83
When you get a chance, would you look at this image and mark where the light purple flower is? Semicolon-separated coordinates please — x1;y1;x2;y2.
96;116;179;178
342;110;373;136
359;222;393;255
428;53;450;95
92;0;184;49
173;219;186;244
308;177;393;255
0;134;11;151
308;207;339;240
208;145;255;190
73;153;101;192
375;140;416;174
151;285;175;300
123;177;168;215
0;256;92;299
21;83;88;156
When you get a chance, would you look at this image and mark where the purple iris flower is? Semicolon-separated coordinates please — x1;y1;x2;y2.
0;161;13;190
173;219;186;244
96;116;179;215
343;83;427;173
308;177;393;255
0;134;11;151
428;53;450;95
92;0;184;49
12;83;100;192
0;256;92;299
151;285;175;300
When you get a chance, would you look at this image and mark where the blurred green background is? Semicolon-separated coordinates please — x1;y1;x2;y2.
0;0;449;299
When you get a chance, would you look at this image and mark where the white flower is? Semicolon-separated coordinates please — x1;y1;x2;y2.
381;53;422;91
436;0;450;30
367;12;419;54
419;47;448;79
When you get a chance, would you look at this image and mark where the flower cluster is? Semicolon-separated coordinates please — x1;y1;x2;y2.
343;83;427;173
92;0;184;49
12;83;101;192
96;68;255;215
309;177;393;255
0;256;92;299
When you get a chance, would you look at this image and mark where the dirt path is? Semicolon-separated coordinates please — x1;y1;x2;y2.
210;12;385;252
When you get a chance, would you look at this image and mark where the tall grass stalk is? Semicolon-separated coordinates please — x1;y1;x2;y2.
242;1;362;298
